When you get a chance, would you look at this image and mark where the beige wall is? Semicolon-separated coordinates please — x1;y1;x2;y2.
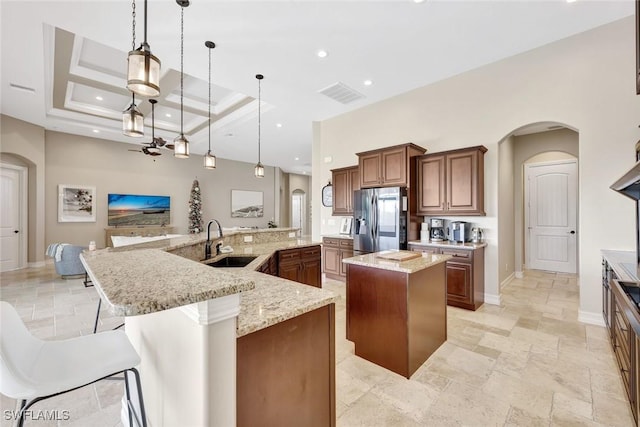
1;115;46;264
498;136;515;285
513;129;579;274
313;17;640;320
42;131;277;248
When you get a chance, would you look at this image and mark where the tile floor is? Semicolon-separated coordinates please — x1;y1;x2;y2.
0;266;635;426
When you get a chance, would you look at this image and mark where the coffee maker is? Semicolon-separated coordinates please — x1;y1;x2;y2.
429;218;446;241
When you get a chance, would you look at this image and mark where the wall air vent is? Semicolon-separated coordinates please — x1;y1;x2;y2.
318;82;365;104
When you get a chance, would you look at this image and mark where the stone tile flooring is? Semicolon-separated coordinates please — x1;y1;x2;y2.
0;266;634;426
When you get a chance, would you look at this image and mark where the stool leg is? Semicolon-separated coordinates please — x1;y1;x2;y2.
93;299;101;334
124;371;134;427
17;399;26;427
131;368;147;427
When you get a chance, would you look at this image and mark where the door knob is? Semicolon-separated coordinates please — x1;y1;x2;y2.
13;230;19;234
568;230;576;234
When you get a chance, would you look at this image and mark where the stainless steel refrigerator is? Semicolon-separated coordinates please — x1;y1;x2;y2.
353;187;408;254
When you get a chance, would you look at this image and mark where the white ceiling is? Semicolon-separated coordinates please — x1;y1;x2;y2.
0;1;634;175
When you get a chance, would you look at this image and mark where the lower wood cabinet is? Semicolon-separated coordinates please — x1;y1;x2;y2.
278;245;322;288
409;244;485;311
322;237;353;281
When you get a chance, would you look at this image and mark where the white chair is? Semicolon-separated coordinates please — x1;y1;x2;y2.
0;301;147;427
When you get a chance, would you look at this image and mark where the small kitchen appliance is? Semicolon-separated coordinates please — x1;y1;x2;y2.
471;227;484;243
449;221;472;243
429;218;446;242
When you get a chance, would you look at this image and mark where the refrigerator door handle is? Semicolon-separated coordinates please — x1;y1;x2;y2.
370;194;376;242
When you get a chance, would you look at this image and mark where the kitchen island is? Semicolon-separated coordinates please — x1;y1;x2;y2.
343;250;451;378
80;228;338;427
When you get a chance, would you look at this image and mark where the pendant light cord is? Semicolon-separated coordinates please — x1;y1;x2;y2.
208;44;211;152
180;6;184;135
131;0;136;50
143;0;148;45
257;77;261;163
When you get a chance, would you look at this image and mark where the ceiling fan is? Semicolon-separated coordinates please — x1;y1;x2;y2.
128;99;174;156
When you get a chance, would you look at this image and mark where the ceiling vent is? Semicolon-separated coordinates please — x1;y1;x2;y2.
318;82;364;104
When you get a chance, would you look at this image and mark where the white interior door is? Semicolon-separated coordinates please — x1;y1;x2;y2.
0;165;26;272
291;191;306;235
525;160;577;274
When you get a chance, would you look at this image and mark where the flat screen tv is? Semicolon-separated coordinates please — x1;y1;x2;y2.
108;193;170;227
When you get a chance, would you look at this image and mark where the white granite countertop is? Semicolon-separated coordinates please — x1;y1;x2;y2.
342;250;451;273
322;234;354;240
81;231;338;337
602;249;639;282
408;240;487;250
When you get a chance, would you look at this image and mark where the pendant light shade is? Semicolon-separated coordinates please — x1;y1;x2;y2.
122;94;144;137
174;0;190;158
204;40;216;170
254;74;264;178
126;0;161;97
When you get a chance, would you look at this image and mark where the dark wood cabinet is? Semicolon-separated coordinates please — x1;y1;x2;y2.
357;143;426;189
257;254;278;276
278;245;322;288
322;237;353;281
409;244;484;311
416;145;487;216
331;165;359;216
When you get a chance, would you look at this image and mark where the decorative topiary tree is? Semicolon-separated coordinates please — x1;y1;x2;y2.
188;179;203;234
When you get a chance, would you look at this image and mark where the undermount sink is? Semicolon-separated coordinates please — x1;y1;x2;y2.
206;255;258;268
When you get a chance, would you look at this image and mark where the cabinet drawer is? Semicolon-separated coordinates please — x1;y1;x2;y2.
301;246;321;259
339;239;354;249
323;237;339;247
440;249;472;260
279;248;301;263
409;245;440;255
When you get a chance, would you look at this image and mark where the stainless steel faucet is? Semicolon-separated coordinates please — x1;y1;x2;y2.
205;219;223;260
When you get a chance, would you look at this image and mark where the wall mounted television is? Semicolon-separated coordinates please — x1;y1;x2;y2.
107;193;170;227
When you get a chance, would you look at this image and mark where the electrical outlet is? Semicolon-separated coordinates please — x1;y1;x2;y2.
244;236;253;243
244;247;253;254
288;232;296;238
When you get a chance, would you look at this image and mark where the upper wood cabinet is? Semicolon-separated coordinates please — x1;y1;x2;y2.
357;143;426;189
331;165;360;216
416;145;487;216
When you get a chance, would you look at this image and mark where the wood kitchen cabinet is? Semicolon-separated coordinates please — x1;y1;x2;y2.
278;245;322;288
322;237;353;281
409;244;485;310
331;165;360;216
357;143;426;189
416;145;487;216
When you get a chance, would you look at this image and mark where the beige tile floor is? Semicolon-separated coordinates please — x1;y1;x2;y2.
0;265;635;426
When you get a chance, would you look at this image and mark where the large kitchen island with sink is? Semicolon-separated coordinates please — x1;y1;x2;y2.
80;228;338;427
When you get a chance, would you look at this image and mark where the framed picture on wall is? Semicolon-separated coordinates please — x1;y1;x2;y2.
231;190;264;218
58;184;96;222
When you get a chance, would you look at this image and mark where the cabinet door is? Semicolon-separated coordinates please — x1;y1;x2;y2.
332;169;350;216
381;147;407;186
323;247;340;275
416;155;446;215
359;153;382;188
279;262;301;282
302;258;322;288
339;249;353;276
445;261;473;308
446;149;482;214
349;167;360;212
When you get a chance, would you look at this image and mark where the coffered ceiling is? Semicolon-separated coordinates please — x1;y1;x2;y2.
0;1;634;175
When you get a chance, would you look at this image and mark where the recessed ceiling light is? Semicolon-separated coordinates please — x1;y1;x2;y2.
302;171;307;175
276;123;283;128
363;80;373;86
165;113;171;118
317;50;328;58
413;0;425;3
92;129;100;133
566;0;577;2
95;96;103;101
295;157;299;161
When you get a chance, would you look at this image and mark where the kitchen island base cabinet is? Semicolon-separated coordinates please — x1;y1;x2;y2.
237;304;336;427
346;263;446;378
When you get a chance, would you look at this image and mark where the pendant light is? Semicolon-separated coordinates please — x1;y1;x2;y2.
203;41;216;169
254;74;265;178
173;0;190;158
122;93;144;137
127;0;161;97
122;0;144;137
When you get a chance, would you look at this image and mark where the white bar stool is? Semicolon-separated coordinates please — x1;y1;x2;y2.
0;301;147;427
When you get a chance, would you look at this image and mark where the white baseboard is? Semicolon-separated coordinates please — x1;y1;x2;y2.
515;271;524;279
28;261;46;268
501;272;515;288
578;310;605;327
484;293;501;306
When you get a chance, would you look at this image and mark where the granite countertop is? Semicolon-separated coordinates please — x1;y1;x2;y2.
342;250;451;274
322;234;354;240
408;240;487;250
602;249;639;282
81;231;338;337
